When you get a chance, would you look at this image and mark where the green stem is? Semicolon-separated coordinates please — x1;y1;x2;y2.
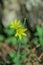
24;17;26;26
17;39;21;65
18;42;21;55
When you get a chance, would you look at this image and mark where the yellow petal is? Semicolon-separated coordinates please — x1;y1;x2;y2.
19;35;22;40
22;33;27;36
10;25;14;28
22;29;27;32
15;33;18;37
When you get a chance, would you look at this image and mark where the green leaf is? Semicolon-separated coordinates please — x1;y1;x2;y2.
13;55;19;63
10;37;17;44
5;37;17;44
22;50;27;59
21;37;27;44
36;25;43;36
9;52;16;58
4;28;14;36
0;35;5;42
34;38;39;45
34;25;43;49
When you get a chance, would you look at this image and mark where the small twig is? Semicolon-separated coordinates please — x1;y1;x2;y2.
38;53;43;62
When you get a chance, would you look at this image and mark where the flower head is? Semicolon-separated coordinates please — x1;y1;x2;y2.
15;27;27;40
10;20;21;29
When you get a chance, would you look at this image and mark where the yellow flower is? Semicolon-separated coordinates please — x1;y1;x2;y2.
10;20;21;29
15;27;27;40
